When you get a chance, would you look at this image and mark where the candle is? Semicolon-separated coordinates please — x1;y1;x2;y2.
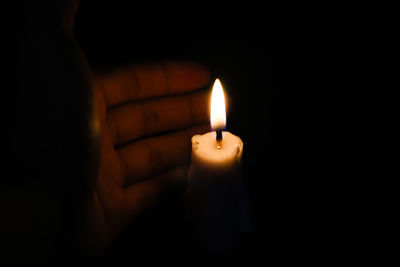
191;79;243;172
185;79;251;253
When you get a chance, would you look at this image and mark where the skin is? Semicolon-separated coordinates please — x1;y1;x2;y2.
9;0;211;259
84;62;211;254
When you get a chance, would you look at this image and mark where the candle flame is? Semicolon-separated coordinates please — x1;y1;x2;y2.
210;78;226;130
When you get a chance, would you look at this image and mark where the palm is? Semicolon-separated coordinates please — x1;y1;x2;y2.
83;62;210;253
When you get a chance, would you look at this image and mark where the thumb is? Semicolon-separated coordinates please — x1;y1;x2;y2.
59;0;80;37
23;0;80;38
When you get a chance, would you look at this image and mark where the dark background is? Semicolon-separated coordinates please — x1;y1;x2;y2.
5;0;399;265
76;1;399;265
74;1;399;265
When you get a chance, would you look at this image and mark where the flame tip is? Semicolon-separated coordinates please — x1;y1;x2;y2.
210;77;226;130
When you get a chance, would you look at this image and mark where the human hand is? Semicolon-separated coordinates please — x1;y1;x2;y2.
82;62;211;254
11;0;210;259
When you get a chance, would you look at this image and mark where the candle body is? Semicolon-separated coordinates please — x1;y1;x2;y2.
190;131;243;172
185;131;251;253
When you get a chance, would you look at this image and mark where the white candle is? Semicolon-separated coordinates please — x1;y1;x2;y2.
191;79;243;172
190;131;243;174
185;79;251;253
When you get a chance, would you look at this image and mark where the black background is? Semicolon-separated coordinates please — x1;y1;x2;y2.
75;1;399;265
6;0;400;265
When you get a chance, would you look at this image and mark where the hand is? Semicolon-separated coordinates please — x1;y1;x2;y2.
82;62;210;254
11;0;210;259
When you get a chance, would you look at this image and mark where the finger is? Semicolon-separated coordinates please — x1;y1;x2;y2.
108;89;209;146
95;61;210;107
118;124;209;186
121;168;185;225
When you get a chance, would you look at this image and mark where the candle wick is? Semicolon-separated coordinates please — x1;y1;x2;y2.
216;128;222;141
216;128;223;149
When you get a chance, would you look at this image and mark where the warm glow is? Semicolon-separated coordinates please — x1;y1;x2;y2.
210;78;226;130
